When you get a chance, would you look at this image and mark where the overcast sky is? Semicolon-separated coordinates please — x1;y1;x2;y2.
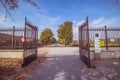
0;0;120;40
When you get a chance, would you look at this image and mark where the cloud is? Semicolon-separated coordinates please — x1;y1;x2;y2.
72;16;120;40
0;16;6;24
33;12;61;27
73;26;78;40
73;20;85;40
76;20;85;27
0;15;23;28
72;20;77;24
90;17;120;27
90;17;104;27
32;12;62;39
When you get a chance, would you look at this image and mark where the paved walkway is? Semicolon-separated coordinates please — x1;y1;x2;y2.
27;47;120;80
28;47;85;80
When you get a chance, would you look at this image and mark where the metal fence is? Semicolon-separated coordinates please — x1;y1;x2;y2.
0;27;24;49
78;17;120;68
0;17;38;66
24;18;38;49
0;18;38;50
89;27;120;51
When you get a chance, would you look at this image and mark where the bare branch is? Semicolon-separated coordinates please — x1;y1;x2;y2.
0;0;40;21
25;0;40;9
0;0;11;21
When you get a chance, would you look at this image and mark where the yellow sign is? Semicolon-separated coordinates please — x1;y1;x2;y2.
100;40;105;46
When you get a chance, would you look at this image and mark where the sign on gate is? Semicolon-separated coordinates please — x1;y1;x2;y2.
21;37;25;42
100;40;105;47
94;33;101;53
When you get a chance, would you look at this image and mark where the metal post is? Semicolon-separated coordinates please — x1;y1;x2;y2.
35;26;38;59
24;17;27;50
78;26;80;58
86;16;91;67
12;26;15;49
22;17;27;66
35;26;37;48
105;25;108;50
80;27;83;57
36;26;38;48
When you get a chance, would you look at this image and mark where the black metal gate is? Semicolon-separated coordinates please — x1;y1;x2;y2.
0;17;38;67
79;17;91;68
22;17;38;66
79;17;120;68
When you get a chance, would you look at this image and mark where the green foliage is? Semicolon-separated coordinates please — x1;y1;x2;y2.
57;21;73;46
40;28;56;45
69;42;79;47
50;37;57;44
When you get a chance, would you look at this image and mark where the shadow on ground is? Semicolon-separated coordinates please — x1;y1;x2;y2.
28;54;120;80
28;55;86;80
93;59;120;80
0;49;48;80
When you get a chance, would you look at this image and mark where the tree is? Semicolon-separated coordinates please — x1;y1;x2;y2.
57;21;73;46
0;0;40;20
50;37;57;44
40;28;56;45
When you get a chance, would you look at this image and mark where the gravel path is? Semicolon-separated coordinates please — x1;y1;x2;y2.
27;47;120;80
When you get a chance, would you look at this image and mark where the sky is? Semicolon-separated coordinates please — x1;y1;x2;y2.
0;0;120;40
